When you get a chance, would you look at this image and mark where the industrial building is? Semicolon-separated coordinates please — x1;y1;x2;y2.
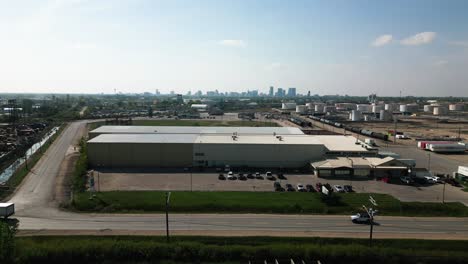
89;126;304;139
87;126;371;169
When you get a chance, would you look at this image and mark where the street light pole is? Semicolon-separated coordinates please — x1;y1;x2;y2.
442;182;446;204
165;192;171;243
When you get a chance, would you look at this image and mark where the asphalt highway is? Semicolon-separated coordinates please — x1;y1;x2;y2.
6;120;468;239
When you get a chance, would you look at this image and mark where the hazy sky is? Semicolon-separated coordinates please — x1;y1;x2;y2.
1;0;468;96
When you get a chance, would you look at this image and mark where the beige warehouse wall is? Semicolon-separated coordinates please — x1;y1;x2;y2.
88;143;193;168
193;143;326;168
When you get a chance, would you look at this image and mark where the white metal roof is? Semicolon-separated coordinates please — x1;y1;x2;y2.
88;133;367;152
90;126;304;135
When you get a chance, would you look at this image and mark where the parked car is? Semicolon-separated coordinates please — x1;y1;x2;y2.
277;173;286;180
343;185;353;192
315;182;323;192
306;184;315;192
266;171;275;180
255;172;263;179
274;182;284;192
247;173;254;179
350;212;371;224
297;184;306;192
238;173;247;181
424;176;437;184
227;172;236;180
400;176;413;184
333;185;344;192
218;174;226;180
285;183;295;192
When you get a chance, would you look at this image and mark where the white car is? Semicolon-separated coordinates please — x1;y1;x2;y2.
424;176;440;184
350;213;371;224
296;184;306;192
333;185;345;192
266;171;274;180
227;171;236;180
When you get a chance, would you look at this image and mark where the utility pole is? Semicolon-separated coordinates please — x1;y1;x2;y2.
363;196;378;247
165;192;171;243
393;117;397;144
442;182;446;204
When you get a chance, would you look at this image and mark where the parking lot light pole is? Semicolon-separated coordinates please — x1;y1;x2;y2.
165;192;171;243
442;182;446;204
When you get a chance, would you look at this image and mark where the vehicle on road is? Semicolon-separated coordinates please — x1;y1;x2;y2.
297;184;306;192
350;212;371;224
344;185;353;192
0;203;15;219
306;184;315;192
218;174;226;180
285;183;295;192
227;172;236;180
333;185;344;192
273;182;284;192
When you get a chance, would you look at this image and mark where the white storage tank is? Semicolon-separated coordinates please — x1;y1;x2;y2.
351;110;363;121
380;110;392;121
314;104;325;112
305;103;314;110
449;104;464;111
282;102;296;110
372;104;384;113
357;104;372;112
399;104;407;112
433;106;448;115
423;105;435;112
295;105;307;114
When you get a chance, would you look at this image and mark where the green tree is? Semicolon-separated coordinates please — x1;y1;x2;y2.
0;220;17;262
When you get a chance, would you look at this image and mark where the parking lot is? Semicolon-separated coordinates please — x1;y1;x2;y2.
92;170;468;205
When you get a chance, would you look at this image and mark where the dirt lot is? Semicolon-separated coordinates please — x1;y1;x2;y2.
93;171;468;205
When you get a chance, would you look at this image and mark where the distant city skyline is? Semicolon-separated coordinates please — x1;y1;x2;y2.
1;0;468;96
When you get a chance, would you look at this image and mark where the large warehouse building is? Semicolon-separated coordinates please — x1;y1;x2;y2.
87;126;371;169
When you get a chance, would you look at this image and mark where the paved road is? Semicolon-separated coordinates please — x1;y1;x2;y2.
6;120;468;239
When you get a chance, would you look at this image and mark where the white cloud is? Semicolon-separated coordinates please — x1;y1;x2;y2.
371;34;393;47
400;32;436;46
218;39;246;48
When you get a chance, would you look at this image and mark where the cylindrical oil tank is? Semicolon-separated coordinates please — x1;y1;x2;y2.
372;104;384;113
323;106;336;113
399;104;407;112
380;110;392;121
314;104;325;112
282;102;296;110
351;110;363;121
433;106;448;115
335;103;357;110
305;103;314;110
357;104;372;112
295;105;307;114
424;105;435;112
449;104;464;111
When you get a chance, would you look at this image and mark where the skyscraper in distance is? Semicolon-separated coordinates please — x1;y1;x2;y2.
269;86;274;96
288;87;296;97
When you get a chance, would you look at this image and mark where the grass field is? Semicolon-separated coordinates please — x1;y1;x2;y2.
14;235;468;263
72;191;468;216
